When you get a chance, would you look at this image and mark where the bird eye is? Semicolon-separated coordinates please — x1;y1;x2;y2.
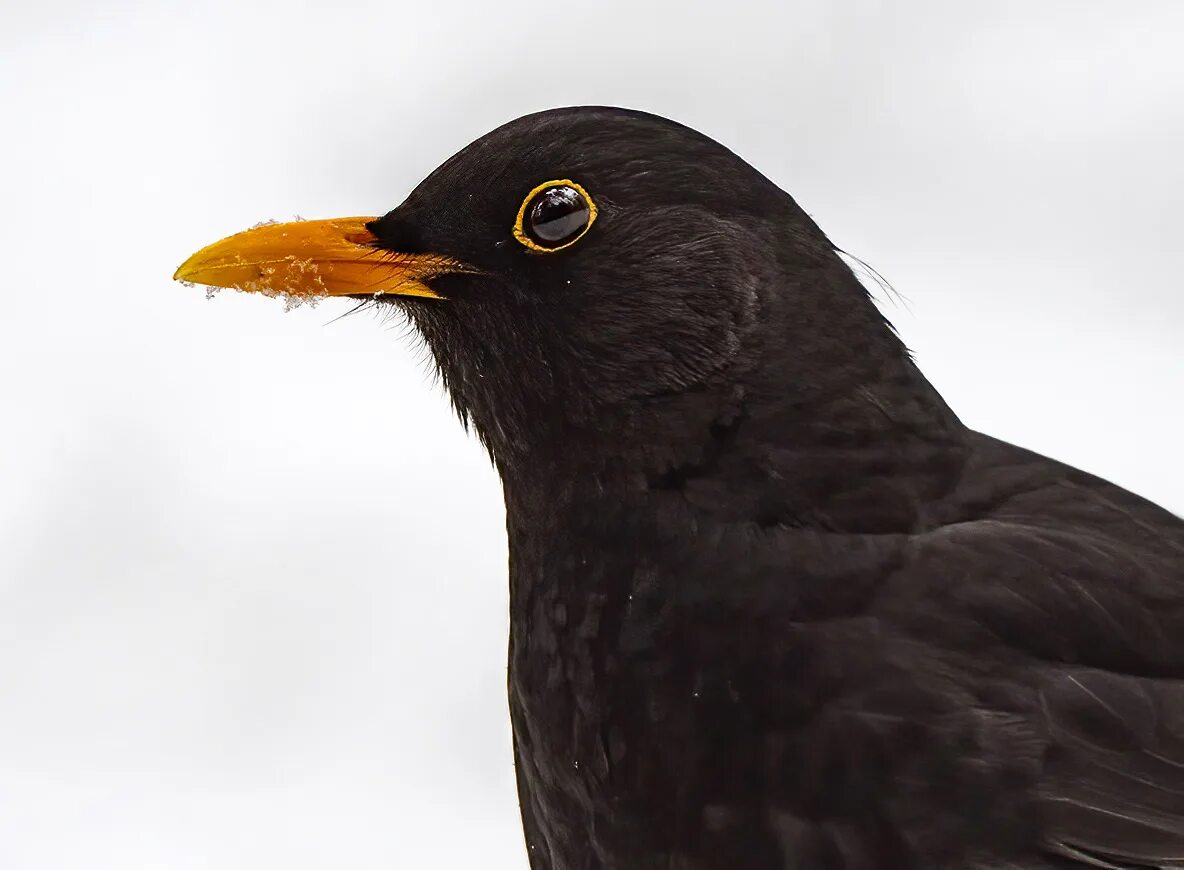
513;180;597;252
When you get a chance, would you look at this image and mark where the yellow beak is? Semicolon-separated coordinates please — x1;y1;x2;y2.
173;217;473;301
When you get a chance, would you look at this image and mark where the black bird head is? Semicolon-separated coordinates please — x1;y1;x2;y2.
177;107;959;502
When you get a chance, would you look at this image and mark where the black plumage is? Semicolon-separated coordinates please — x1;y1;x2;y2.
192;107;1184;868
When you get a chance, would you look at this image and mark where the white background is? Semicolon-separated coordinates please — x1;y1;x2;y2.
2;1;1181;867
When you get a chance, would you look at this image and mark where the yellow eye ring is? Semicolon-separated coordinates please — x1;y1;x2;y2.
512;179;598;253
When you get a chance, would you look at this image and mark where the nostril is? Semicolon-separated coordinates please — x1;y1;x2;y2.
367;214;430;254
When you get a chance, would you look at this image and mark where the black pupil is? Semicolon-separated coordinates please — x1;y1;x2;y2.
526;185;590;246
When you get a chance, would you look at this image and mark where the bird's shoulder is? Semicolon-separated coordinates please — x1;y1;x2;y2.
645;432;1184;868
897;431;1184;674
916;433;1184;869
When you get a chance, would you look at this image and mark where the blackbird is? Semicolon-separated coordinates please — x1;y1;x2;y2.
176;107;1184;869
